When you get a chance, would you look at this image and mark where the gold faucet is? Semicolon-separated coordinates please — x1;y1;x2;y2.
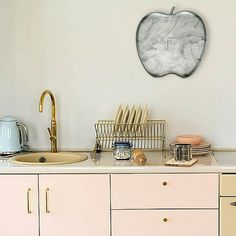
39;90;57;153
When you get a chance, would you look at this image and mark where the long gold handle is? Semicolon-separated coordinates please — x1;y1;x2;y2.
27;188;32;214
45;188;50;213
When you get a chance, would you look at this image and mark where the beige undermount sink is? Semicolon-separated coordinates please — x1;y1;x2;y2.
10;152;88;165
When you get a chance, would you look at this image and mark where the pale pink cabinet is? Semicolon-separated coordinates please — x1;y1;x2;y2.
112;210;218;236
39;174;110;236
0;173;219;236
111;174;218;236
111;174;219;209
0;175;38;236
0;174;110;236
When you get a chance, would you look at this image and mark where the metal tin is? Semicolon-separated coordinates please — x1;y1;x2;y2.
173;144;192;161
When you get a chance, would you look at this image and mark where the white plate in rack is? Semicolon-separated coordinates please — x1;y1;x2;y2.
140;105;148;124
120;105;130;132
127;106;136;132
114;104;123;132
133;107;142;132
140;105;148;133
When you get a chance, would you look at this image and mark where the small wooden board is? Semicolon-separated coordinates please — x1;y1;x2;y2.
165;158;198;167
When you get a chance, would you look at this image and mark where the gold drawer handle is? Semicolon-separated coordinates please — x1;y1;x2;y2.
163;218;168;222
162;181;167;186
231;202;236;206
27;188;32;214
45;188;50;213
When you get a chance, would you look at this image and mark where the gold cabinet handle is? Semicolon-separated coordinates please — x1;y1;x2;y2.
163;218;168;222
162;181;167;186
45;188;50;213
231;202;236;206
27;188;32;214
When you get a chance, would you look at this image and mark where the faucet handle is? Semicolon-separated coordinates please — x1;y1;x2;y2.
50;136;56;141
47;127;52;136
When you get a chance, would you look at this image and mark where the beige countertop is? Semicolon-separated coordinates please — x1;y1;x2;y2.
0;150;234;174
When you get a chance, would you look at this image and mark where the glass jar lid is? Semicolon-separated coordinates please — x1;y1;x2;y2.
113;141;132;148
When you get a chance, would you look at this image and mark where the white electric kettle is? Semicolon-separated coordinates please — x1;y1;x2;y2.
0;116;29;154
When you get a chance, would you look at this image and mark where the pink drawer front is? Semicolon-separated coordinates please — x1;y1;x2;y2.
111;174;218;209
112;210;218;236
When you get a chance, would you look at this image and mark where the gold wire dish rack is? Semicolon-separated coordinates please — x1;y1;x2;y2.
94;120;166;151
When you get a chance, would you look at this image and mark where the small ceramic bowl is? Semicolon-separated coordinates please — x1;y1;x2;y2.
176;135;201;145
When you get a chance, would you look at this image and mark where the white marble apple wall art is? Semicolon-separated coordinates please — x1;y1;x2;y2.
136;7;206;78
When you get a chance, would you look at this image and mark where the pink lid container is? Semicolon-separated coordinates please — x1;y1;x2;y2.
176;135;202;145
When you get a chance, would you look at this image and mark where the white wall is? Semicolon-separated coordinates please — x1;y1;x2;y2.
1;0;236;150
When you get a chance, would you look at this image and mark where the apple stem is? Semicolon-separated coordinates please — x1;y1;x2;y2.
170;6;175;14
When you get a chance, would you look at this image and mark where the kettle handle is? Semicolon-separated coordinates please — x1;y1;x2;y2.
17;122;29;146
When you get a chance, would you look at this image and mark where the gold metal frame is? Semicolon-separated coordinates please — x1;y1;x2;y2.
94;120;166;151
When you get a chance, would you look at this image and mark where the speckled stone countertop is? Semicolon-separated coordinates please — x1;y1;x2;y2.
0;150;234;174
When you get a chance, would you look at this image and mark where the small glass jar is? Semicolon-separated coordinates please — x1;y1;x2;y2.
112;141;132;160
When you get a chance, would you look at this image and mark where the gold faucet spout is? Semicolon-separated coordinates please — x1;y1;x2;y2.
39;90;56;122
39;90;57;153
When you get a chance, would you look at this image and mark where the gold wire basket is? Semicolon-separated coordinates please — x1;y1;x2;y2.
94;120;166;151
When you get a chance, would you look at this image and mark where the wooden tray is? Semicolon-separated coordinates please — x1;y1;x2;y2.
165;158;198;167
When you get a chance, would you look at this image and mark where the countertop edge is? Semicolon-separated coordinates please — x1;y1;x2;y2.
0;150;235;174
0;166;232;174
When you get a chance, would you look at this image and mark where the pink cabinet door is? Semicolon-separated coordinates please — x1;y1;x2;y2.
39;174;110;236
0;175;38;236
111;174;218;209
112;210;218;236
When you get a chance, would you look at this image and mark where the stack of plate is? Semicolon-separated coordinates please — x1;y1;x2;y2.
114;104;148;132
169;142;212;156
